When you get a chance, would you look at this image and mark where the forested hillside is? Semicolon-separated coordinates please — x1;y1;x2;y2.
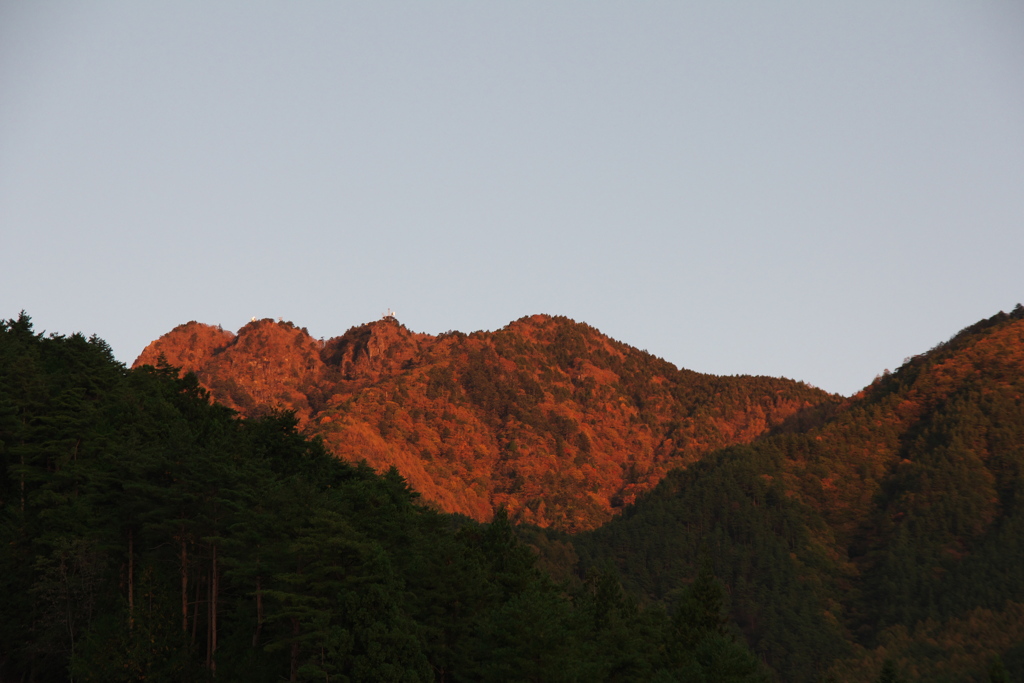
0;313;768;682
569;306;1024;682
9;307;1024;682
135;314;831;530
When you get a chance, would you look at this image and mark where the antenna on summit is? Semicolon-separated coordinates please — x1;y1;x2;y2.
382;308;397;322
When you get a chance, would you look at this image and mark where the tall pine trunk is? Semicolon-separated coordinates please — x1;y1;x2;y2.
128;529;134;632
210;544;218;676
206;559;212;670
290;617;300;682
191;570;201;647
252;573;263;648
181;538;188;634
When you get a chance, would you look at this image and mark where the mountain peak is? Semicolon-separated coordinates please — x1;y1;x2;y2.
322;318;432;382
134;321;234;374
134;315;832;530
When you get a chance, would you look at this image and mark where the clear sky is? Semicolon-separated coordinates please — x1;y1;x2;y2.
2;2;1022;396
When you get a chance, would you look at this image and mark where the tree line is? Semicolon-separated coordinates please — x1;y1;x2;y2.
0;312;767;682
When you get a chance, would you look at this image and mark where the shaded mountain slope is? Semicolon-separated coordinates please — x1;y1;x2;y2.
2;312;772;682
570;305;1024;681
135;314;832;530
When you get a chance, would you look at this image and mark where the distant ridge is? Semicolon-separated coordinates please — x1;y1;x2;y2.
135;314;833;530
571;305;1024;680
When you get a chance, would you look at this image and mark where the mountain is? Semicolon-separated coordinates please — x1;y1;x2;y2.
15;306;1024;680
134;314;832;531
569;305;1024;681
1;312;772;682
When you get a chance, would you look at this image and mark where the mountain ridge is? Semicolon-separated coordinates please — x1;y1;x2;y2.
569;304;1024;680
134;314;834;530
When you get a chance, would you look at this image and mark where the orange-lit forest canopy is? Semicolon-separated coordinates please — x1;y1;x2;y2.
135;314;833;531
571;306;1024;681
0;312;767;682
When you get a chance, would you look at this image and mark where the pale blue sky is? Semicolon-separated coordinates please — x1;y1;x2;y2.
2;2;1022;396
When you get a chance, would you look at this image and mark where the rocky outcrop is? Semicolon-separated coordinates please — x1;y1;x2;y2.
134;314;835;530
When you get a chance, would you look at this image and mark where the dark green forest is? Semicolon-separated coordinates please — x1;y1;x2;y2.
0;313;767;682
563;307;1024;682
4;308;1024;682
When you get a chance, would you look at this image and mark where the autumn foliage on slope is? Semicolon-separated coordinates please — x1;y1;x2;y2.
1;313;771;682
135;314;831;530
572;305;1024;681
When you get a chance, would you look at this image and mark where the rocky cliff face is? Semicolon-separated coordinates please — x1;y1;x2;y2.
135;314;835;530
